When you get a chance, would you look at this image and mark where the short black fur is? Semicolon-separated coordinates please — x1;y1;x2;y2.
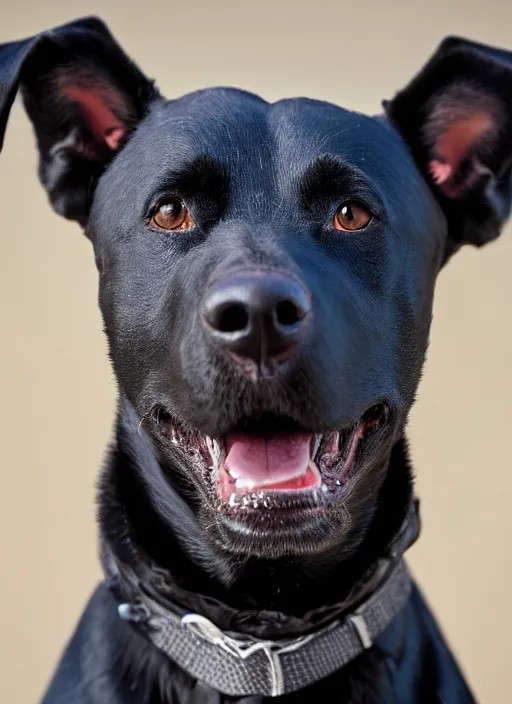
1;17;510;703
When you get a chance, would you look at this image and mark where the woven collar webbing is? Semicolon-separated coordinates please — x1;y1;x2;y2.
104;501;420;698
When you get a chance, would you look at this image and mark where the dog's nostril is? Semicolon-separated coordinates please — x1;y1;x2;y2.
275;300;303;327
203;272;312;373
215;304;250;333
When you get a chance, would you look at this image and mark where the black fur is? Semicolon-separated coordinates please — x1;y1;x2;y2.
2;17;510;703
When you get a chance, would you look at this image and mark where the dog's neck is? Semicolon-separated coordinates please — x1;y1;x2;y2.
98;400;413;620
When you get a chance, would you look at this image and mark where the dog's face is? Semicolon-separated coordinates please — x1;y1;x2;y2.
92;93;441;556
2;19;511;559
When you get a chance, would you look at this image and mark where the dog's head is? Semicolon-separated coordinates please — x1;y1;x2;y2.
2;19;511;560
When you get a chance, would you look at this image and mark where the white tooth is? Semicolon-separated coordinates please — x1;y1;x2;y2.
235;478;256;491
229;493;236;507
308;460;322;486
206;435;222;466
313;434;323;457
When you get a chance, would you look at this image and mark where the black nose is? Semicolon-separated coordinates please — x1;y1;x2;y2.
202;270;311;376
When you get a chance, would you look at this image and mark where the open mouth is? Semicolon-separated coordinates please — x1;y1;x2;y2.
148;404;389;514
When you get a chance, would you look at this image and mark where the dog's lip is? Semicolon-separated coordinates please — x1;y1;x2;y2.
148;402;389;511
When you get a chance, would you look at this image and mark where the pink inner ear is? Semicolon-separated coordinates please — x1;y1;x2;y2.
428;111;493;195
63;84;126;151
429;160;453;186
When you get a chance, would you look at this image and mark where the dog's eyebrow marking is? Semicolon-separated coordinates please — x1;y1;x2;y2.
152;156;229;212
298;157;380;213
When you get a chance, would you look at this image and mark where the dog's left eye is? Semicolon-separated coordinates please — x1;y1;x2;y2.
334;201;372;231
150;198;194;231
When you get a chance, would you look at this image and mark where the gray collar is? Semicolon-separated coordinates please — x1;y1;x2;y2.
107;501;419;698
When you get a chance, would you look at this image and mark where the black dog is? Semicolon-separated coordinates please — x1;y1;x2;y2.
1;16;510;703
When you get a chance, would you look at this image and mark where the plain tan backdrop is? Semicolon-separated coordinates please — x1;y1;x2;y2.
0;1;511;702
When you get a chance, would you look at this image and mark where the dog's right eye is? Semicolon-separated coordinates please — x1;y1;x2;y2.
334;201;373;232
150;198;194;231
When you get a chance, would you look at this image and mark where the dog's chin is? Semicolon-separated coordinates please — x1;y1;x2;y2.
145;403;392;557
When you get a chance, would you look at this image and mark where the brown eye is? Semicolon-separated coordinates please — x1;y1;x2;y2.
150;198;194;231
334;202;372;231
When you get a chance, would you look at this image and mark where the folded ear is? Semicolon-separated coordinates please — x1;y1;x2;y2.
384;37;512;255
0;16;160;226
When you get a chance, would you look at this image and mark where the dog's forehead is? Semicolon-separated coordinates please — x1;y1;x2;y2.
129;88;402;173
104;86;424;219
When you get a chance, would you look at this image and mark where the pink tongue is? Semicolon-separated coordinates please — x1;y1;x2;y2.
225;432;311;488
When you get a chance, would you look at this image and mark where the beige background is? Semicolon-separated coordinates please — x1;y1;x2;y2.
0;1;511;702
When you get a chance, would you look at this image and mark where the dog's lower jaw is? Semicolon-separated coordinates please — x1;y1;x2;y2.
98;399;413;616
140;400;396;563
